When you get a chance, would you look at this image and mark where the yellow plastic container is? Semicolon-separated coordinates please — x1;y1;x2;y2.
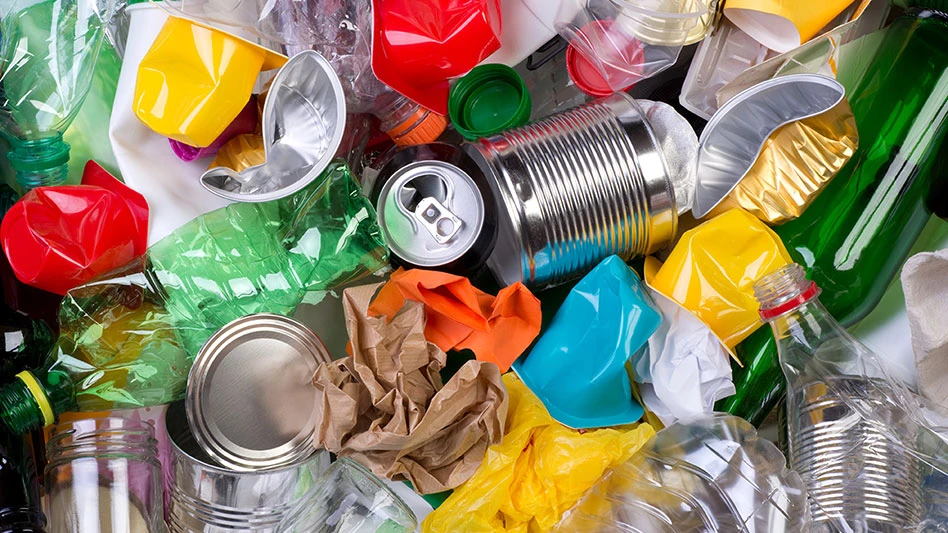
134;16;286;148
647;209;792;349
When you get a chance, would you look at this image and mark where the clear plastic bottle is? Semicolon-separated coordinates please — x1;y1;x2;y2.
755;263;923;531
0;161;387;434
0;0;113;191
280;0;446;146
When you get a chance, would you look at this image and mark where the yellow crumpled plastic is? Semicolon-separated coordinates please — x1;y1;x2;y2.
647;208;792;351
422;374;655;533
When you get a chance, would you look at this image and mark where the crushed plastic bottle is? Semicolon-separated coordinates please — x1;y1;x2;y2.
0;161;387;434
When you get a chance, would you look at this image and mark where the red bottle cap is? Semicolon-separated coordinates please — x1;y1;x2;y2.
566;19;644;97
758;282;821;320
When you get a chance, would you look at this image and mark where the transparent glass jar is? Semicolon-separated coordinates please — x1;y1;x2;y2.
45;417;164;533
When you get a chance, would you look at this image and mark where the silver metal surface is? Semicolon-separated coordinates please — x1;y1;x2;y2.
790;377;922;532
166;401;331;532
186;313;332;472
201;51;346;202
693;74;845;218
377;160;486;268
466;92;677;289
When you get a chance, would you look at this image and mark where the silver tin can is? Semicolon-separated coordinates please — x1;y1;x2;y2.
372;143;497;275
465;92;677;289
166;401;331;532
186;313;332;472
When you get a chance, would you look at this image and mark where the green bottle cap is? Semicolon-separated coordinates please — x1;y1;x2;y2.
448;64;531;140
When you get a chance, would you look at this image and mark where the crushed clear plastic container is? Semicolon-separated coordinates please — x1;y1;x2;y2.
554;413;810;532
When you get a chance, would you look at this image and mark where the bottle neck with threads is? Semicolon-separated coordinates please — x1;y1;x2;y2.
374;90;447;147
754;263;875;382
0;367;75;435
8;134;70;191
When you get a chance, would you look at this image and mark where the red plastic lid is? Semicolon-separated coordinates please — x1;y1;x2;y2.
566;19;644;97
371;0;503;115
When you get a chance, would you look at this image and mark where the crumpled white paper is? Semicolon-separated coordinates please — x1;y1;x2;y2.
902;249;948;408
631;287;735;426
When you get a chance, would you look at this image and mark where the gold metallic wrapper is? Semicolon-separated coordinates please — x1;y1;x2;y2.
709;98;858;224
208;133;266;173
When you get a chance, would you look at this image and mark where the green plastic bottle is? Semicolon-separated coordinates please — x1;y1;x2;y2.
0;162;388;434
722;5;948;425
0;0;112;191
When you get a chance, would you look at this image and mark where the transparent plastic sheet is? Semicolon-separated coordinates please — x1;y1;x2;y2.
533;0;708;92
52;161;387;412
553;414;810;532
0;0;118;188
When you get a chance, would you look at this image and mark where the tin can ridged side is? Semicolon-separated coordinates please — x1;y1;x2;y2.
468;93;676;288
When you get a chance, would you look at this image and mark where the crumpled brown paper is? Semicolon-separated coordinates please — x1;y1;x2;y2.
312;283;508;494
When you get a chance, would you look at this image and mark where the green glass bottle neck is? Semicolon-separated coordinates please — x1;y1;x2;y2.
7;135;70;191
0;368;75;435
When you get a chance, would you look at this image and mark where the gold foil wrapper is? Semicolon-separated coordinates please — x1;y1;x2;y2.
208;133;266;173
709;98;858;224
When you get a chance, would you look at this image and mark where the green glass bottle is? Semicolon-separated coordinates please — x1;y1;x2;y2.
722;5;948;425
0;162;388;434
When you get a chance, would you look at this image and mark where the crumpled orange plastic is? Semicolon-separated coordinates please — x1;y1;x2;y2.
368;268;541;372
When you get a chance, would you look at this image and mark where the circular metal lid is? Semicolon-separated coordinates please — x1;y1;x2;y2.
186;313;331;471
377;160;486;268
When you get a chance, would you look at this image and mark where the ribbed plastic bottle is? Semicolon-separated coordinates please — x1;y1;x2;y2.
756;263;922;531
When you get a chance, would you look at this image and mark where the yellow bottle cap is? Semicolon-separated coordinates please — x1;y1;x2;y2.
16;370;54;427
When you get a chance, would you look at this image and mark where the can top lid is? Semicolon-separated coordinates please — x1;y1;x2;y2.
186;313;332;472
377;159;487;268
449;64;531;140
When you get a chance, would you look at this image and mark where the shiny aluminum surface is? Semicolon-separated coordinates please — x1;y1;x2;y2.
693;74;845;218
186;313;332;472
467;92;677;289
166;401;331;532
790;377;922;532
201;51;346;202
377;160;485;268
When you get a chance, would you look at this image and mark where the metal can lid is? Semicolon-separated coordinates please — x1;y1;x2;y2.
377;160;486;268
186;313;331;471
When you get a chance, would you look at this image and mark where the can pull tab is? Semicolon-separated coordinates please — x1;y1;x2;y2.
414;197;463;244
